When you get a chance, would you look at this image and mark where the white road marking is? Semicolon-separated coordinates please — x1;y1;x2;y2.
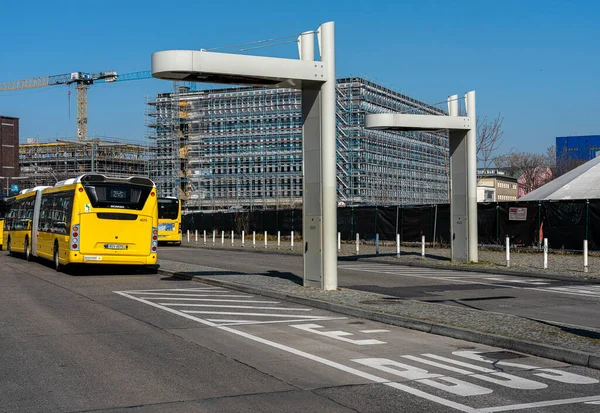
478;396;600;412
291;324;386;345
360;329;390;334
454;351;599;385
217;325;480;413
353;357;492;397
126;287;225;292
117;289;600;412
208;318;345;326
420;354;547;389
160;303;312;311
129;292;249;297
483;277;550;285
148;298;279;303
181;311;336;319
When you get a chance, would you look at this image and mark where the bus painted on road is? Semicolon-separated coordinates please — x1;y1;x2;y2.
4;174;158;271
158;197;181;245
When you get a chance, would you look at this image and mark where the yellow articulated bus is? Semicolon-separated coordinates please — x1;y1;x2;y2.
158;197;182;246
4;174;158;271
0;197;11;250
3;188;46;259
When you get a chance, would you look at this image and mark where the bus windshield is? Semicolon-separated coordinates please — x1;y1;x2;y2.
83;182;151;210
158;198;180;220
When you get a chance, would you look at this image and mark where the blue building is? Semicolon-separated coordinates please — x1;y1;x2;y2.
556;135;600;175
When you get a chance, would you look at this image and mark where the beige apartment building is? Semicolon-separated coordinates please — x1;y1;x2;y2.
477;169;518;202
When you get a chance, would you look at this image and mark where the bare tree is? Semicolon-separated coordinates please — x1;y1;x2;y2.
545;145;557;177
493;151;554;195
477;113;505;174
555;145;586;176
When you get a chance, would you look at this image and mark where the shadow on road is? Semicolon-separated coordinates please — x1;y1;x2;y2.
260;270;303;285
338;252;450;262
528;318;600;340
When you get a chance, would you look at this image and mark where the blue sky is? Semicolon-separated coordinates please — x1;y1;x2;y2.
0;0;598;155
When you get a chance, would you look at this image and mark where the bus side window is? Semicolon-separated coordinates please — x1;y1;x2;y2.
39;197;51;232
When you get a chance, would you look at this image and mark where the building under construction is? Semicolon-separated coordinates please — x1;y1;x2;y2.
146;78;448;210
18;138;149;189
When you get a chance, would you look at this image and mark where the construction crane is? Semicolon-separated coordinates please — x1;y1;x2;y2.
0;70;153;140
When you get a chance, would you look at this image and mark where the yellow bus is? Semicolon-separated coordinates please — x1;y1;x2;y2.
5;174;159;271
0;197;11;250
158;197;182;246
3;187;47;260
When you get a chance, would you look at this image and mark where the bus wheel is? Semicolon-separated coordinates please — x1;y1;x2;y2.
53;244;61;272
7;238;12;256
25;237;32;262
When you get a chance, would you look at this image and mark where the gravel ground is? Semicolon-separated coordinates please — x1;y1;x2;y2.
161;241;600;358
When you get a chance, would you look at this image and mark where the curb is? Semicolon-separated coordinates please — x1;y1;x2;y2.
158;267;600;370
173;243;600;284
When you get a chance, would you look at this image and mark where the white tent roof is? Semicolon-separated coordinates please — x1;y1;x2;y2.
520;156;600;201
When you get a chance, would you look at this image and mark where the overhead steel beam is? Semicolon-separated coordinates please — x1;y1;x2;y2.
152;50;327;88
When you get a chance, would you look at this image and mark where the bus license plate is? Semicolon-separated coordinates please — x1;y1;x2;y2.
105;244;126;250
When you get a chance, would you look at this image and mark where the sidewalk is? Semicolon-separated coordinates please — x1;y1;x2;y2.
157;242;600;370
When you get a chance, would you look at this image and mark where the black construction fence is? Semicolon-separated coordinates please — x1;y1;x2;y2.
182;200;600;251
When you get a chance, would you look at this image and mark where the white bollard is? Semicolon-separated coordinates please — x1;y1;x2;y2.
195;229;198;243
264;231;268;249
584;239;589;273
231;230;234;246
187;230;190;243
506;236;510;268
253;231;256;248
242;230;245;248
543;238;548;269
277;231;281;249
375;233;380;255
356;233;360;255
221;231;224;246
212;230;216;246
203;230;206;245
337;232;341;251
421;235;425;257
291;231;294;250
396;233;400;257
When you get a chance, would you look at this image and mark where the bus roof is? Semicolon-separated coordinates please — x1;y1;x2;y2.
54;174;155;188
19;186;51;195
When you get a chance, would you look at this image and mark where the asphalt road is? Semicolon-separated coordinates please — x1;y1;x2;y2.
160;246;600;332
3;251;600;412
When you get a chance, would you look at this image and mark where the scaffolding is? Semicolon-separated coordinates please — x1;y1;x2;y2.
147;77;449;211
18;138;149;189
